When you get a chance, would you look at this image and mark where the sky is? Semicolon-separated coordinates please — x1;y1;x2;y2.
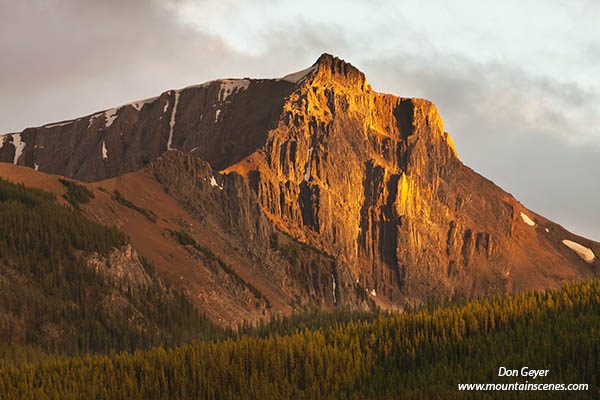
0;0;598;240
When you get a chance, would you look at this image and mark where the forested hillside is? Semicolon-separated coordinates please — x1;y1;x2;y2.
0;178;227;357
2;277;598;399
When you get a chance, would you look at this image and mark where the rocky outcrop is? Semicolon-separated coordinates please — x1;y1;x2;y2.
85;244;155;294
146;151;371;322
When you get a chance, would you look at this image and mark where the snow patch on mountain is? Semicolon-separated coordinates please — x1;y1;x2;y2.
331;273;337;303
303;147;314;182
279;64;318;84
102;141;108;160
520;212;535;226
105;108;119;128
215;109;221;123
130;96;158;111
180;81;214;91
210;175;223;190
219;79;250;101
45;120;74;129
167;92;180;150
88;114;101;129
562;240;596;263
12;134;25;165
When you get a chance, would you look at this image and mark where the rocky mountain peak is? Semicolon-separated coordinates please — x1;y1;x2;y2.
309;53;368;91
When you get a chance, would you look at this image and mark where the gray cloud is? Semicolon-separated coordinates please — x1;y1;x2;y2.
0;0;245;132
361;52;599;143
359;52;600;240
0;1;598;241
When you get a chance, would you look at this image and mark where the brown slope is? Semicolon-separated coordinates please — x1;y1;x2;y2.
0;156;370;326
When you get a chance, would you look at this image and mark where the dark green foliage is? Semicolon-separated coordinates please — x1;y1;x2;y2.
58;178;94;210
239;308;384;338
0;178;127;268
170;229;271;308
0;178;228;358
112;189;157;222
2;279;599;398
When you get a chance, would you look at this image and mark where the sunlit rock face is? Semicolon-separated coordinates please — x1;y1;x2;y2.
3;53;598;310
224;54;598;308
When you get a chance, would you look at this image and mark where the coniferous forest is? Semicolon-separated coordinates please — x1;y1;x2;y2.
0;178;598;398
0;178;228;357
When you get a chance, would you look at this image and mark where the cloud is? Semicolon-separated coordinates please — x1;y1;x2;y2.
360;52;599;144
0;1;597;240
0;0;245;132
358;51;600;240
469;131;600;242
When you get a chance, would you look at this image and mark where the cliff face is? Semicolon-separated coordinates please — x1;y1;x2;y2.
145;151;371;322
224;54;599;307
2;54;598;312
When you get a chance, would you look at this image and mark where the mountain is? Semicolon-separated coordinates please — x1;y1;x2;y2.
0;159;369;329
0;174;226;353
1;53;598;323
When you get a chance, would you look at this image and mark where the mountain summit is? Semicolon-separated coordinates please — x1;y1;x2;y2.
1;54;598;316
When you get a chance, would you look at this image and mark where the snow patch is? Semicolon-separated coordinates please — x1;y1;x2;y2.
11;134;25;165
179;81;214;91
370;289;376;297
278;64;318;84
104;108;119;128
34;163;39;171
163;100;169;114
215;109;221;123
331;273;337;303
303;147;314;182
88;114;101;129
545;228;550;233
102;141;108;160
562;240;596;263
130;96;158;111
0;135;5;149
167;92;181;150
44;120;73;129
209;175;223;190
520;212;535;226
218;79;250;101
